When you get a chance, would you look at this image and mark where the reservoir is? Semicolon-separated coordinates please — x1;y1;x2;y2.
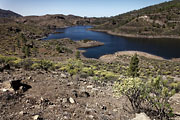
44;26;180;59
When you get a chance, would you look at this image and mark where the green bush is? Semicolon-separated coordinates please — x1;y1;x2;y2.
56;45;73;54
39;60;53;71
0;55;18;64
114;76;175;119
21;59;33;70
146;76;175;119
56;45;63;53
114;77;145;112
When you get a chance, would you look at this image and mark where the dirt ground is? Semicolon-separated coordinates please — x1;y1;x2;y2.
0;68;135;120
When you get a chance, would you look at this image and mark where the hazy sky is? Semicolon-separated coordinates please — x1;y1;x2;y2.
0;0;171;17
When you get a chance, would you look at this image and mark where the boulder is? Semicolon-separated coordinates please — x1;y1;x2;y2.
1;80;31;92
132;113;151;120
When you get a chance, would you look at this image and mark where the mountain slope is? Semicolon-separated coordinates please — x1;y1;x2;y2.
93;0;180;38
0;9;22;18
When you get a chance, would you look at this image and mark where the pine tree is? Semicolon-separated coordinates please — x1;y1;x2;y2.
75;51;80;59
128;53;139;77
17;39;20;49
25;46;30;57
22;45;30;57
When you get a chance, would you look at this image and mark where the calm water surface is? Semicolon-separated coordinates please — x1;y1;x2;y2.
44;26;180;59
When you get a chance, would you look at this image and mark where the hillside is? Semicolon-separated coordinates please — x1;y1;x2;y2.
93;0;180;38
15;14;96;29
0;9;22;18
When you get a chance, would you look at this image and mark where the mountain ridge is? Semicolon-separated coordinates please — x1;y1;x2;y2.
0;8;22;18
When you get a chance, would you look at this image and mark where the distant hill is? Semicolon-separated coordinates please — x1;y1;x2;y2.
0;9;22;18
15;14;96;29
93;0;180;38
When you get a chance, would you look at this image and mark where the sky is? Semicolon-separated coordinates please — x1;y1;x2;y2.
0;0;171;17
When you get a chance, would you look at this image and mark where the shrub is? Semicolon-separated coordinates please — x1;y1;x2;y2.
56;45;73;54
0;55;18;64
114;76;175;119
9;58;23;68
56;45;63;53
39;60;53;71
82;67;94;76
31;63;41;70
146;77;175;119
169;82;180;92
114;77;145;112
21;59;33;70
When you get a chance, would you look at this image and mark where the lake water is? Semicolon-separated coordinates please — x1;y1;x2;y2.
44;26;180;59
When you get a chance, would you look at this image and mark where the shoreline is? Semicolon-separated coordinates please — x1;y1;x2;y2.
99;51;180;62
76;40;104;49
90;29;180;39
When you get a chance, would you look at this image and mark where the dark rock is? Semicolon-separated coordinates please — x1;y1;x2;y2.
102;105;107;110
0;64;10;72
10;80;31;92
80;92;90;98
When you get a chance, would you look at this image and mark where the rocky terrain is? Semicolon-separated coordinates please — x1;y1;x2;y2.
0;68;135;120
0;51;180;120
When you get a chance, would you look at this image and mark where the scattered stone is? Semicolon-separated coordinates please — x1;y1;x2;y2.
102;105;107;110
33;115;40;120
63;116;68;120
1;81;14;92
132;113;151;120
80;91;90;98
61;73;68;78
92;88;98;91
27;76;32;80
113;109;118;112
1;88;8;92
87;85;93;89
69;97;75;104
73;113;76;117
40;97;53;106
19;111;25;115
62;98;68;103
88;115;94;119
67;82;73;86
